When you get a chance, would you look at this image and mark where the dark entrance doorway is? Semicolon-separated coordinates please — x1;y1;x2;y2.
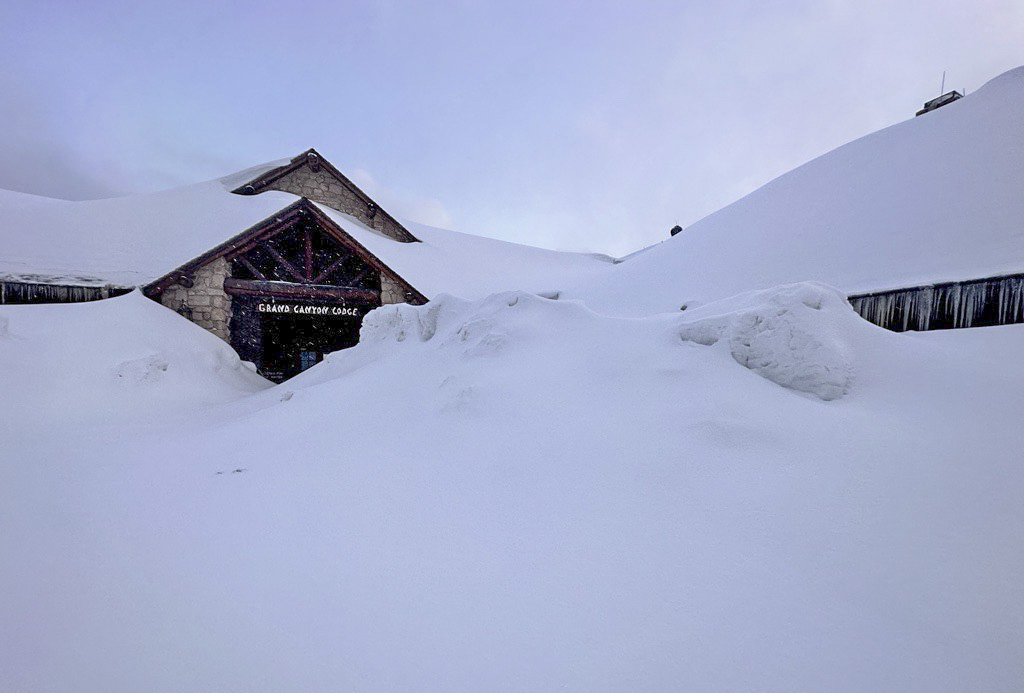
207;200;427;382
229;295;377;382
259;312;362;381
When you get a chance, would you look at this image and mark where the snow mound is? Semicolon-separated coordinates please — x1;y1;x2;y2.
677;283;856;400
7;286;1024;691
0;291;269;423
360;291;557;355
114;352;171;384
345;285;856;401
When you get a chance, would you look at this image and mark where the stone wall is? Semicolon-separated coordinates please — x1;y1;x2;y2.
268;165;415;243
159;257;232;341
380;273;409;304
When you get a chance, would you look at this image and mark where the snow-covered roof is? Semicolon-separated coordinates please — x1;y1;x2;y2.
579;65;1024;315
314;204;611;301
5;65;1024;315
0;177;297;287
0;164;610;297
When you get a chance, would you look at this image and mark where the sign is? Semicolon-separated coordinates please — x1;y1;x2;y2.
257;302;365;317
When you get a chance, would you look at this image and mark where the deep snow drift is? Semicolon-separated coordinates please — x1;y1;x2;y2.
0;291;267;426
6;63;1024;693
3;288;1024;692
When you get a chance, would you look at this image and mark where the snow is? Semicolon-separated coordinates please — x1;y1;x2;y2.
318;206;614;300
675;282;855;400
0;162;609;297
5;64;1024;693
2;67;1024;313
216;157;292;191
0;178;298;286
580;66;1024;315
0;291;267;425
0;187;68;207
4;285;1024;691
5;66;1024;311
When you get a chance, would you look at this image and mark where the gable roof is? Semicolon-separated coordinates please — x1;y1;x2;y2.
231;149;327;193
0;178;297;287
0;167;611;300
232;148;419;243
144;198;428;304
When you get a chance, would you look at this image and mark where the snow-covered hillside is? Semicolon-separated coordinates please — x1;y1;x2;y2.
4;288;1024;692
577;66;1024;315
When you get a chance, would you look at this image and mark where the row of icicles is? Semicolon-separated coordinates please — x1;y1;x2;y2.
849;274;1024;332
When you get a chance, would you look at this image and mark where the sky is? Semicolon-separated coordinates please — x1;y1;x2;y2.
0;1;1022;257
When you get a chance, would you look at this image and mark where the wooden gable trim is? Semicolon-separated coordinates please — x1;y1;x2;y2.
144;200;307;296
144;198;429;305
222;279;380;303
302;201;429;305
231;148;420;244
232;149;313;192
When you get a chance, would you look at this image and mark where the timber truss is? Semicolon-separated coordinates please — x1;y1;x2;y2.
144;198;427;305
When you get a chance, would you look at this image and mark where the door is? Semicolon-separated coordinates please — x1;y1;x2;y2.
258;311;363;381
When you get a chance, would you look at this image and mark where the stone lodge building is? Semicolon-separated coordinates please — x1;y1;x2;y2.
0;150;435;381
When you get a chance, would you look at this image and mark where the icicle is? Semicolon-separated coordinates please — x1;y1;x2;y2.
948;284;958;326
849;272;1024;332
916;287;934;331
0;280;131;305
1000;276;1024;325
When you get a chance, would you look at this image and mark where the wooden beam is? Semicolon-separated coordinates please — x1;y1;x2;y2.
145;199;308;295
158;271;193;289
312;255;348;285
224;208;307;258
260;241;306;282
235;254;267;280
223;278;380;303
347;265;373;287
145;197;428;303
312;257;372;287
304;227;314;281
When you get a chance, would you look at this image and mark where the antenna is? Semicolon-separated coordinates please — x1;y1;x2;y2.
940;71;946;95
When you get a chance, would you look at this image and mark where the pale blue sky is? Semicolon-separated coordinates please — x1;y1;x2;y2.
1;0;1022;255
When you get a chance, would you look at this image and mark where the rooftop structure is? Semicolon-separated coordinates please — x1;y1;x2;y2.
915;90;963;116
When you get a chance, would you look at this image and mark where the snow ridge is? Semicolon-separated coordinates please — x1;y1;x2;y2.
359;284;856;401
677;283;856;400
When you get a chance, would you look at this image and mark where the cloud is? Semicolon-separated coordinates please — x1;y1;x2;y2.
0;77;122;200
1;0;1022;256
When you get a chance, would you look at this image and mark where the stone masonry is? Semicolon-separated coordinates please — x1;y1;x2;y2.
267;164;415;243
381;274;409;304
160;257;232;341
